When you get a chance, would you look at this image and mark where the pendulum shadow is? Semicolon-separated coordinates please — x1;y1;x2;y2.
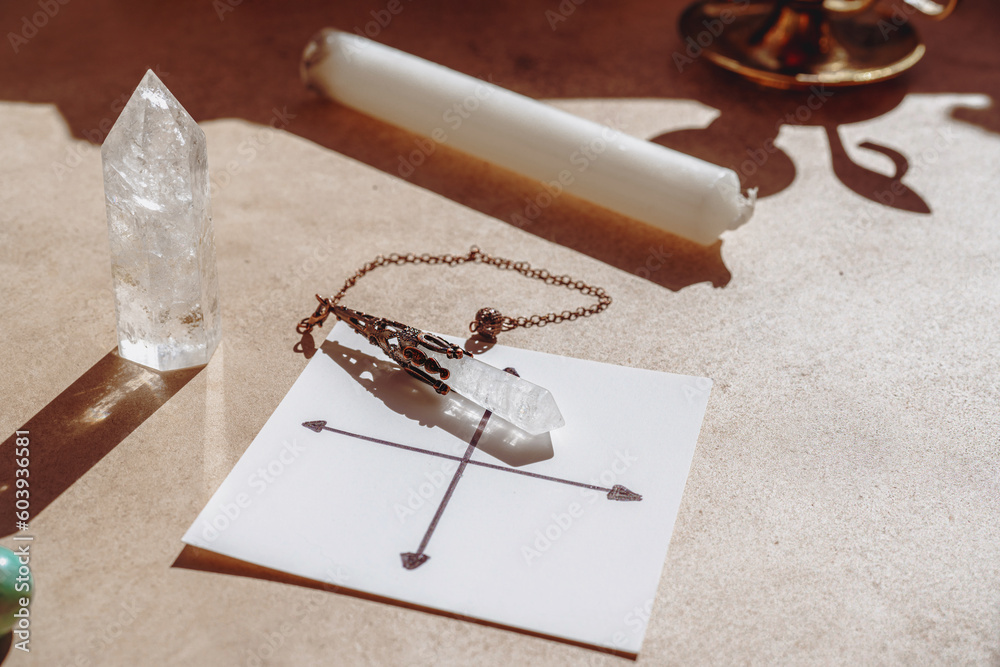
0;349;202;537
319;338;555;467
462;333;496;356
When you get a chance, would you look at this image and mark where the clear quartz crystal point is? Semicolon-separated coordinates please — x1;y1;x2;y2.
424;350;565;435
101;70;221;371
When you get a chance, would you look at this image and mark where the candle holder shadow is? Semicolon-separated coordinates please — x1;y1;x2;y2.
652;65;938;215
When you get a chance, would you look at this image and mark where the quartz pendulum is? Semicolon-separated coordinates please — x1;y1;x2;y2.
418;345;564;435
101;70;221;371
332;305;565;435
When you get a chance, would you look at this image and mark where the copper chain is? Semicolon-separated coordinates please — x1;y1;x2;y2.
297;246;611;336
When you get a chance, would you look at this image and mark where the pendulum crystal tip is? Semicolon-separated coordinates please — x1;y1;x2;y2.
418;346;565;435
102;69;221;372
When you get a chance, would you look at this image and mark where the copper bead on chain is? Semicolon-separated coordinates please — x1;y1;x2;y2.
470;307;505;341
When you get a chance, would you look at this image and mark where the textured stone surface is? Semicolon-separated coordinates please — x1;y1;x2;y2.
101;70;220;371
2;0;999;665
425;349;565;434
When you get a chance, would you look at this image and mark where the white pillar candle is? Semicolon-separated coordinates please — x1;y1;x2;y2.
301;29;755;245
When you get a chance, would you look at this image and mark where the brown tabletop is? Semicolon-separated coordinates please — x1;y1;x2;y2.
1;0;998;664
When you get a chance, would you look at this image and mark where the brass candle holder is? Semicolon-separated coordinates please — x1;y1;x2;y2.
678;0;958;89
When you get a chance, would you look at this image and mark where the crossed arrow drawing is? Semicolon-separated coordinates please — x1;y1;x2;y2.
302;384;642;570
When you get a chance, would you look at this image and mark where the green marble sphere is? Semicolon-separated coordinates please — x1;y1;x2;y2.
0;546;32;635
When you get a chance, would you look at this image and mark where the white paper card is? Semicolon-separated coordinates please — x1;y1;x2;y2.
183;322;711;655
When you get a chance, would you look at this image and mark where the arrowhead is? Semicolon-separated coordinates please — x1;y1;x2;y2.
607;484;642;502
400;552;430;570
302;420;327;433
